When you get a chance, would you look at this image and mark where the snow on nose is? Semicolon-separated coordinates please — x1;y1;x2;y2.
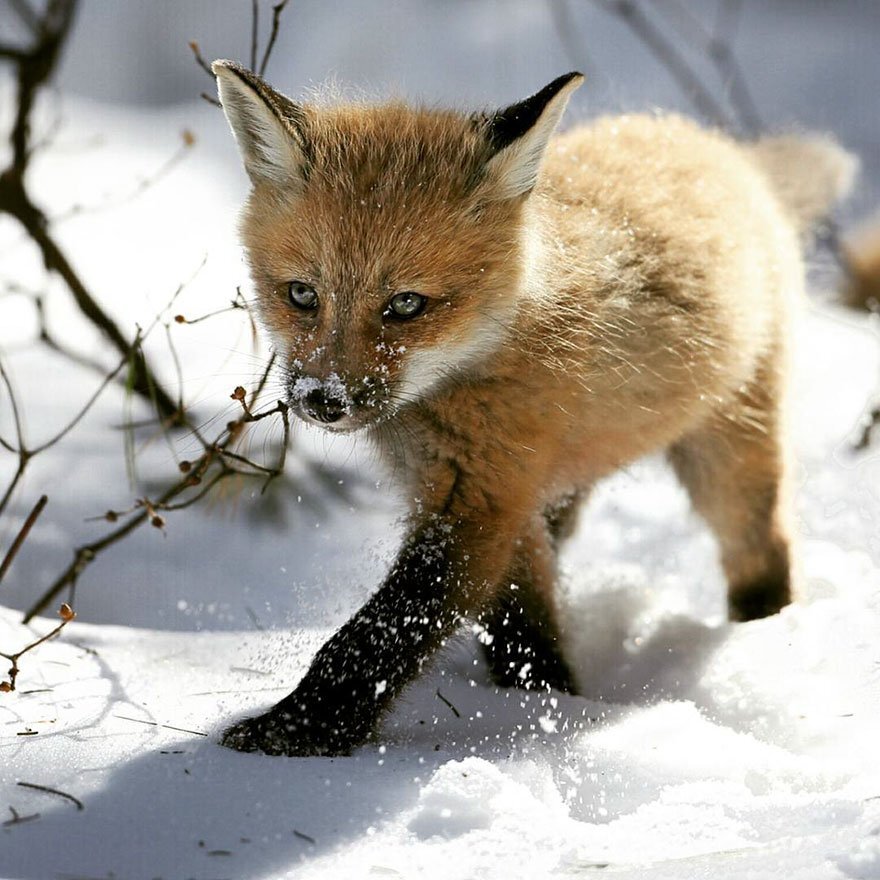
289;373;353;424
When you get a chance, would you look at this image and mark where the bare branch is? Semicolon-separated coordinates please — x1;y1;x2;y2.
22;391;290;623
250;0;260;71
259;1;290;76
1;604;75;692
0;0;178;422
187;39;214;78
9;0;41;34
16;782;83;811
0;494;47;587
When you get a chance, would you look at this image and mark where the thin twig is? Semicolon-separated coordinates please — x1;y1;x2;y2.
0;0;177;421
22;397;289;622
113;714;207;737
0;495;48;587
436;688;461;718
2;806;40;827
16;782;84;811
9;0;41;33
188;40;222;106
250;0;260;72
187;40;214;77
31;334;141;456
259;0;290;76
1;605;75;692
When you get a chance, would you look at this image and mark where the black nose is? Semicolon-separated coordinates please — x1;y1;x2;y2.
304;389;346;423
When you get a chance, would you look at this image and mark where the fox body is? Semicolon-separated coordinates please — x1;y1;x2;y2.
213;62;853;756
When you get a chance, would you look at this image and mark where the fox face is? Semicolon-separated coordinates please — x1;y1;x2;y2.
214;63;582;431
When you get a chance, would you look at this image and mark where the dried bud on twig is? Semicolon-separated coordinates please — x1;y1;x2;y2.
59;603;75;622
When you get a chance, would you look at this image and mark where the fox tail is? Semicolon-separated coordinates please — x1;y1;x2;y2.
749;134;858;239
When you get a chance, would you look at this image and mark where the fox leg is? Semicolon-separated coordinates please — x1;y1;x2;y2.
668;353;792;621
480;518;578;693
221;467;534;756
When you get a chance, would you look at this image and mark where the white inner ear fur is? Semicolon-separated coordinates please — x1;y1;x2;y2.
213;64;305;186
485;75;584;200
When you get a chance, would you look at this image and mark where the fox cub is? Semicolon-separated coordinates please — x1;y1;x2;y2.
213;61;853;756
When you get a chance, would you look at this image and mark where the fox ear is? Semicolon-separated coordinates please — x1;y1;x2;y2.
212;59;308;187
479;72;583;200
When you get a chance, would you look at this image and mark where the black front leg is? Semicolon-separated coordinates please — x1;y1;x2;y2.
221;523;476;756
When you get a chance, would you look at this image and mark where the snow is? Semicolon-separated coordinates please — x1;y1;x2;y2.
3;4;880;878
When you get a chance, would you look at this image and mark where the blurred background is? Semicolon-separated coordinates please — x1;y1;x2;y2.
49;0;880;222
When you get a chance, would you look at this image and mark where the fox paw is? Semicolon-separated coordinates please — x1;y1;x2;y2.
219;711;356;757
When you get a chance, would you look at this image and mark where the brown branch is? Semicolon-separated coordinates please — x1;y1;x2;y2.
22;394;289;623
113;714;207;737
250;0;260;71
188;41;222;106
1;604;75;692
0;357;31;516
436;688;461;718
16;782;83;811
0;179;178;421
173;301;246;325
3;806;41;827
9;0;42;33
0;44;27;62
0;494;47;587
259;1;290;76
192;0;291;93
0;0;178;423
187;40;214;78
35;296;115;377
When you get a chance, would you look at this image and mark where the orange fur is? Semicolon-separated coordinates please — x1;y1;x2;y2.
213;62;853;754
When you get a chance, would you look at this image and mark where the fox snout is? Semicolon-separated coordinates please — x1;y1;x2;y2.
286;371;382;431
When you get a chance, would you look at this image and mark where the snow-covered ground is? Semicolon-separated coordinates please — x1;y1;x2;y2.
2;4;880;879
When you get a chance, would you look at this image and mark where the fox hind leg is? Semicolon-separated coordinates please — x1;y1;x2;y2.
668;354;793;621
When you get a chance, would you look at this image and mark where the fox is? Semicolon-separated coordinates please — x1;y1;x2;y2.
211;60;855;756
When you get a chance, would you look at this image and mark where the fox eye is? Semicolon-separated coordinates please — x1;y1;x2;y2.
288;281;318;310
386;291;426;319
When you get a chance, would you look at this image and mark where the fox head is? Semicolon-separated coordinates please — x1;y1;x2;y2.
214;61;582;432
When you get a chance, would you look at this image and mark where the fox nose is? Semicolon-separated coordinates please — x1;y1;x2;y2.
304;389;347;423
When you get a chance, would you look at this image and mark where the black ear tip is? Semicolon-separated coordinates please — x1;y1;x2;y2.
552;71;585;90
483;71;583;153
